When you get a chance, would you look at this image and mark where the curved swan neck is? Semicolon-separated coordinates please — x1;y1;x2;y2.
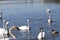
9;26;16;39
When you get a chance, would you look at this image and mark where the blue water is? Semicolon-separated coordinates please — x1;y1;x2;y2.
0;1;60;40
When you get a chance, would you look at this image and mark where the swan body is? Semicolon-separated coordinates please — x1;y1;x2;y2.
18;26;29;30
38;32;45;39
48;15;52;25
0;28;8;39
38;27;45;40
48;18;52;24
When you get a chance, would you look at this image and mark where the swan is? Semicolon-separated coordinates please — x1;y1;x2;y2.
0;20;10;40
0;26;19;40
46;8;51;16
18;19;30;32
48;15;52;25
38;27;45;40
46;8;51;13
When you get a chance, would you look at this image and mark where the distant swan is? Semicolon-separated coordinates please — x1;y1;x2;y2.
18;19;31;32
38;27;45;40
48;15;52;25
46;8;51;13
46;8;51;16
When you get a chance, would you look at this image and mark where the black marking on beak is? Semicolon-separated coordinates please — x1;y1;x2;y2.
16;27;20;31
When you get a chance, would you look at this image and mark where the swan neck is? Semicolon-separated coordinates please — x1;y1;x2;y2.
27;21;30;27
3;20;8;31
9;26;16;39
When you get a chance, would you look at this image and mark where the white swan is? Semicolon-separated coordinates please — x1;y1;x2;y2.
46;8;51;13
0;26;19;40
0;20;9;40
48;15;52;25
38;27;45;40
18;19;30;32
46;8;51;16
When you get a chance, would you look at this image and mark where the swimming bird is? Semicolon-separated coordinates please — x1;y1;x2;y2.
48;15;52;25
46;8;51;14
38;27;45;40
51;29;59;36
51;29;59;40
17;19;31;32
0;20;9;40
46;8;52;17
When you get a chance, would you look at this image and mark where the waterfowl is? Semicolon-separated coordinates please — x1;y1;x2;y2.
51;29;59;36
38;27;45;40
18;19;31;32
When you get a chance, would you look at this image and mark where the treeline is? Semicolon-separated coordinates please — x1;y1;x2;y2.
45;0;60;2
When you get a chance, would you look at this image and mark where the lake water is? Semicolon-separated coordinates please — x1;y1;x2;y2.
0;1;60;40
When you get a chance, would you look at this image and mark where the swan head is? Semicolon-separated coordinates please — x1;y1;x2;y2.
40;26;43;32
27;19;31;23
15;27;20;31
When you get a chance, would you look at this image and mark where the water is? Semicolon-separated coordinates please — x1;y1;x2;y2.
0;1;60;40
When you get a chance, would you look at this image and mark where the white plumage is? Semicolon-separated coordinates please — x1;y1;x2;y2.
19;26;29;30
46;8;51;13
18;19;30;32
38;32;45;39
48;15;52;25
0;28;8;38
38;27;45;40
